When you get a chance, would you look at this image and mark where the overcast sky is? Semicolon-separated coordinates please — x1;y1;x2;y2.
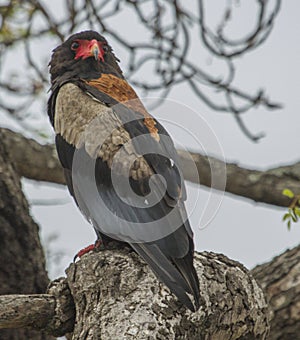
3;1;299;279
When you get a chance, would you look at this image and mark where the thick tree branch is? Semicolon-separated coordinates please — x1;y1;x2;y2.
2;239;300;338
178;150;300;207
0;128;52;339
2;127;299;207
0;248;269;339
252;244;300;340
1;128;64;185
0;279;74;337
0;295;56;330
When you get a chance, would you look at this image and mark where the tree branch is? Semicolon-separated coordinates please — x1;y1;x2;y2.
0;127;52;339
1;128;64;185
0;1;282;140
0;278;74;337
0;248;269;339
178;149;300;207
2;128;299;207
252;244;300;339
1;223;300;337
0;295;55;330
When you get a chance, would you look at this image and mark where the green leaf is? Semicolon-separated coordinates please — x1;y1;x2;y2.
287;220;291;230
291;213;298;222
282;213;291;221
282;189;294;199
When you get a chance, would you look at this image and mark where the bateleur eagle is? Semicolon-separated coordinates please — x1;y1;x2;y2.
48;30;200;311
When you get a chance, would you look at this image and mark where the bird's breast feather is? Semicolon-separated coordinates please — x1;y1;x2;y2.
54;82;152;179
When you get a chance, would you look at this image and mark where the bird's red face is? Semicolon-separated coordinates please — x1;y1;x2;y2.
49;30;123;85
71;39;107;62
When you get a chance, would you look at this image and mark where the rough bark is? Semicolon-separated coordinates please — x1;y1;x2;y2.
0;278;74;337
3;244;300;339
0;129;53;340
0;247;270;338
178;149;300;207
65;247;269;339
252;244;300;340
1;128;64;185
2;127;300;207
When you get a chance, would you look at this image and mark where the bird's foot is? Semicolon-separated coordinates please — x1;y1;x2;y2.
74;240;103;261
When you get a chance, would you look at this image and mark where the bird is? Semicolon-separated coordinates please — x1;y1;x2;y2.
48;30;200;312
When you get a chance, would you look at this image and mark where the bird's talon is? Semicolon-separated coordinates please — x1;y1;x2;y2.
74;240;102;262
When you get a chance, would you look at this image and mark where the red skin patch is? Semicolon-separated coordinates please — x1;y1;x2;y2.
73;39;105;62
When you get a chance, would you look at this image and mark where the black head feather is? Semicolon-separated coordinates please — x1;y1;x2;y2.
49;30;123;86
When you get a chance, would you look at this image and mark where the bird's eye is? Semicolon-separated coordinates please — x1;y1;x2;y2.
71;41;80;50
102;44;109;52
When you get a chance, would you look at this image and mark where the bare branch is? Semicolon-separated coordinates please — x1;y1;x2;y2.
178;149;300;207
198;0;282;58
1;128;64;185
0;249;269;338
252;244;300;339
0;0;282;139
0;278;74;337
65;248;269;339
0;295;55;330
2;128;300;208
1;217;300;338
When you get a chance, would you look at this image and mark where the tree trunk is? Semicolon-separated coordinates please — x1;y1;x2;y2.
0;130;53;339
64;246;269;339
252;244;300;340
0;245;270;339
4;243;300;339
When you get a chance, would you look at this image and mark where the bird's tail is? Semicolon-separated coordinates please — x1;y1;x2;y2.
131;239;200;312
